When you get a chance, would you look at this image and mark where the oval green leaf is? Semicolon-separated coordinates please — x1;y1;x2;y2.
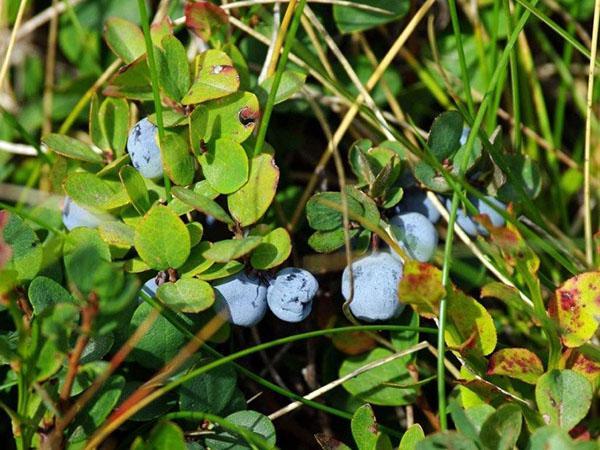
134;205;191;270
200;138;249;194
203;236;262;262
250;227;292;270
182;49;240;105
171;186;233;225
535;369;592;431
43;134;103;163
157;278;215;313
227;153;279;227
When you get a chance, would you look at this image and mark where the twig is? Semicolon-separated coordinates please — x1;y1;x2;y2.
288;0;437;230
258;2;281;83
85;314;226;448
0;0;29;91
268;341;428;420
59;293;99;403
16;0;85;41
584;0;600;264
49;308;160;445
42;0;59;136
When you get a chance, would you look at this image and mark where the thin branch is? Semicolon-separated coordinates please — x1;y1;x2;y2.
0;0;29;91
584;0;600;264
269;342;428;420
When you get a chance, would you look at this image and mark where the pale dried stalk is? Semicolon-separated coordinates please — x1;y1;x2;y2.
269;341;428;420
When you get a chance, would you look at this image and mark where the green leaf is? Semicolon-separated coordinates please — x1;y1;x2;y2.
333;0;409;33
103;17;146;63
351;404;392;450
90;94;109;150
143;421;187;450
42;134;103;163
184;1;228;41
179;360;237;414
535;369;593;431
104;55;153;101
28;276;74;315
315;434;353;450
134;205;191;270
550;271;600;348
151;16;173;48
99;97;129;156
250;227;292;270
204;410;276;450
340;347;416;406
187;222;204;246
486;348;544;384
415;432;479;450
479;404;522;450
196;260;243;281
227;153;279;226
171;186;234;225
120;165;151;214
157;278;214;313
399;424;425;450
259;70;307;105
156;35;190;102
306;192;364;231
308;228;359;253
445;290;497;356
199;138;249;194
69;375;126;442
179;241;214;277
203;236;262;262
182;50;240;104
64;172;129;210
129;302;187;369
527;425;583;450
99;221;135;249
398;261;445;319
169;180;219;215
160;130;195;186
190;91;259;144
427;111;464;162
3;213;43;281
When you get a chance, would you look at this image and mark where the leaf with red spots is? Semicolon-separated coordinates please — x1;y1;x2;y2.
445;289;497;356
487;221;539;275
481;282;529;313
397;261;445;319
549;271;600;348
185;1;228;42
487;348;544;384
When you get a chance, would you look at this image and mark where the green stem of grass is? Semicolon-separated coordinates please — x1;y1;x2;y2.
504;0;522;151
447;0;475;116
436;1;538;429
254;0;307;156
139;293;431;437
136;0;171;201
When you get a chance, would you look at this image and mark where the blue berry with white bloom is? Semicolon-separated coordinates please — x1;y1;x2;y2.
267;268;318;323
62;196;104;231
395;188;440;224
213;272;268;327
390;212;438;262
342;252;405;322
445;197;479;236
127;117;163;179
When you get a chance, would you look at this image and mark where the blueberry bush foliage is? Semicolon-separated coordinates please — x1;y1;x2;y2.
0;0;599;449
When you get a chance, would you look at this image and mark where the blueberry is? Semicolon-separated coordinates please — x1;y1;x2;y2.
395;188;440;224
62;196;103;230
141;278;158;298
213;272;268;327
341;252;405;322
445;197;479;236
127;117;163;179
390;212;438;262
267;268;319;323
474;195;506;235
460;126;470;146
